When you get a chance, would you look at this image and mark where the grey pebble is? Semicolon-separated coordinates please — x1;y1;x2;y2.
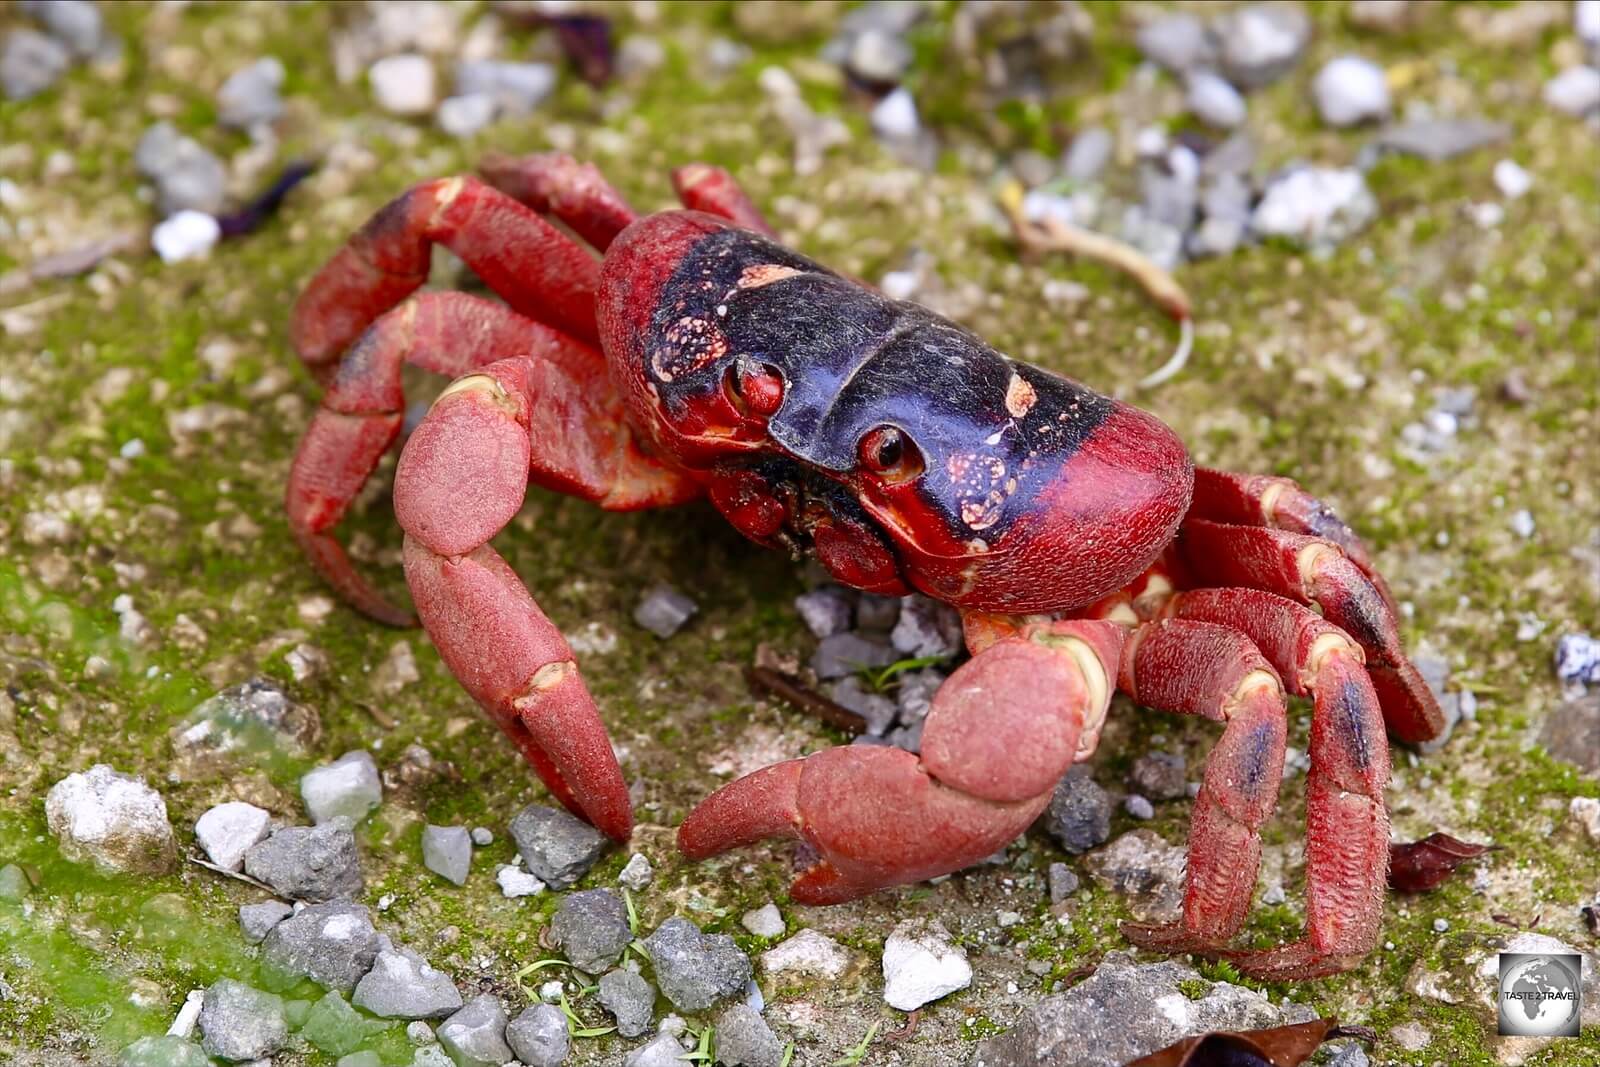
1328;1043;1371;1067
1216;3;1312;89
301;750;383;826
406;1021;435;1045
1187;71;1246;129
891;595;961;658
243;823;364;902
634;584;698;638
1556;633;1600;686
508;803;609;889
197;979;287;1062
337;1052;383;1067
715;1003;785;1067
454;59;557;115
827;676;899;736
117;1036;211;1067
1136;13;1214;74
216;57;285;130
170;677;321;767
0;862;32;903
642;917;753;1012
1128;752;1187;801
134;122;227;218
421;825;471;886
846;28;911;86
598;967;655;1038
1545;65;1600;117
1063;126;1113;183
1124;794;1156;820
470;827;493;847
1047;862;1079;904
352;946;463;1019
1044;765;1112;854
437;994;513;1067
618;851;653;891
855;593;902;631
628;1032;690;1067
1313;55;1390;127
260;902;381;994
550;888;633;973
811;631;897;680
1372;118;1510;161
238;900;293;944
793;588;853;638
20;0;103;57
895;667;943;724
437;93;497;138
1;29;70;100
506;1003;569;1067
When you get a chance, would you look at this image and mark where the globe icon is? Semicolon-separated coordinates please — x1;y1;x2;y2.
1500;955;1581;1037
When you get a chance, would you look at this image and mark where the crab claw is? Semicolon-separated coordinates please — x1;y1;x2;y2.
679;620;1122;902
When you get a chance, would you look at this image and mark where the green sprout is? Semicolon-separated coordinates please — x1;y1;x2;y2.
556;988;615;1039
859;653;950;693
779;1042;796;1067
681;1022;716;1062
624;887;641;936
830;1021;880;1066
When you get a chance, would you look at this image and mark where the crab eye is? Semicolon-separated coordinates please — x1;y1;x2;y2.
858;425;924;483
723;360;784;418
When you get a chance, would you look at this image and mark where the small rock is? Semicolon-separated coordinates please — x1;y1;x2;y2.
828;676;899;736
46;764;177;875
811;631;897;680
551;888;633;973
382;743;458;796
741;903;785;938
1313;55;1390;126
497;864;546;898
846;28;911;86
1556;633;1600;686
20;0;103;57
369;53;436;115
0;863;32;903
338;1053;384;1067
1373;117;1509;160
1186;71;1247;129
244;823;363;902
895;668;943;725
715;1003;785;1067
794;588;853;638
856;593;902;631
1124;794;1155;820
171;678;321;770
891;595;961;658
1544;66;1600;116
870;87;919;140
634;584;698;638
1047;862;1079;903
239;900;293;944
437;994;513;1067
1083;830;1187;922
470;827;493;847
353;946;462;1019
1327;1043;1371;1067
261;902;381;994
134;122;227;218
1388;1021;1430;1051
1216;3;1312;90
760;929;851;981
152;211;222;264
421;825;471;886
1136;14;1214;74
301;750;383;826
0;29;69;101
642;917;753;1012
598;967;655;1038
1063;126;1113;183
436;92;496;138
1581;0;1600;49
1043;765;1112;854
1251;166;1377;248
1509;508;1536;539
197;979;287;1062
1128;752;1187;801
882;918;971;1011
118;1037;211;1067
508;804;609;889
217;57;285;130
1493;158;1532;200
618;852;653;891
407;1020;436;1044
1572;797;1600;844
454;59;557;115
506;1003;569;1067
195;801;272;872
627;1032;691;1067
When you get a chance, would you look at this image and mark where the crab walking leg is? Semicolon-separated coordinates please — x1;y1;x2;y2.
679;620;1124;904
1177;518;1445;744
477;151;639;253
1163;588;1391;979
1117;620;1289;954
671;164;777;236
287;294;608;624
395;357;699;840
290;176;601;381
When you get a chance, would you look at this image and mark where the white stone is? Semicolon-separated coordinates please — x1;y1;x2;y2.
740;903;785;939
1313;55;1391;127
870;87;919;140
881;918;971;1011
1187;72;1247;129
496;864;545;898
1510;508;1536;538
370;53;437;116
1251;167;1377;247
152;211;221;263
45;764;176;874
194;802;272;872
436;93;495;138
759;930;850;981
1493;159;1532;200
618;852;653;891
1571;796;1600;845
1544;66;1600;116
300;750;382;825
1580;0;1600;45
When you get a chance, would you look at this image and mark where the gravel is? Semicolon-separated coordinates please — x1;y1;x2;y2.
20;0;103;58
1372;118;1510;160
508;803;610;889
1;28;70;100
1545;66;1600;116
421;825;471;885
1251;166;1377;249
715;1003;785;1067
642;917;753;1012
152;210;222;263
1047;862;1079;904
634;584;699;638
1128;752;1187;801
793;588;853;638
1123;794;1155;820
1063;126;1113;182
1136;14;1214;74
881;917;971;1011
1042;766;1112;854
436;93;496;138
301;750;383;825
846;28;912;86
369;53;437;115
828;676;898;735
856;593;902;631
169;678;321;770
133;122;227;218
890;595;961;657
197;979;288;1062
741;902;785;938
352;946;463;1019
811;631;898;680
618;851;653;891
0;863;31;903
550;888;633;973
437;994;513;1067
45;764;176;875
118;1037;211;1067
506;1003;569;1067
1082;830;1187;922
238;900;293;944
759;929;851;981
496;863;546;898
1186;71;1246;129
1215;3;1312;89
627;1033;691;1067
1313;55;1391;126
216;57;285;130
244;823;363;902
1556;633;1600;686
453;59;558;115
194;801;272;872
260;902;381;994
598;967;655;1038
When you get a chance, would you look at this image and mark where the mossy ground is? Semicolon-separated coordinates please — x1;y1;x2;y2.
1;2;1597;1064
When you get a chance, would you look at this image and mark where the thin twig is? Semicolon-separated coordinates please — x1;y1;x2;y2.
0;229;147;296
187;852;278;893
356;700;398;729
885;1008;921;1042
744;666;867;736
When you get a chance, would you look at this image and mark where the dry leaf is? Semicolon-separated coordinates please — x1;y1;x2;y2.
1127;1018;1340;1067
1388;832;1494;893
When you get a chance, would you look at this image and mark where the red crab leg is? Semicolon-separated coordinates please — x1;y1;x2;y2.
679;620;1124;903
287;293;604;624
478;151;639;253
290;176;601;381
395;356;699;839
671;164;776;236
1157;588;1391;980
1177;518;1444;744
1116;619;1289;952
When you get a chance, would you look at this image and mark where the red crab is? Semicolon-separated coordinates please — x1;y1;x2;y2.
286;154;1445;980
